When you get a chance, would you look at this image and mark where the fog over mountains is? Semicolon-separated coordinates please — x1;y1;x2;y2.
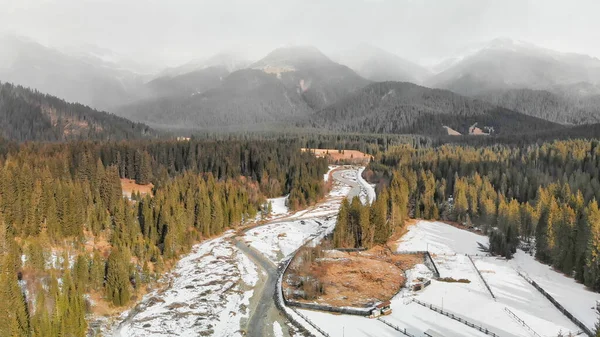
2;32;600;136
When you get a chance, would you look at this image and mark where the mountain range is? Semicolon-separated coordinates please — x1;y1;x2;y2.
0;35;150;111
3;34;600;138
116;46;368;129
303;81;560;135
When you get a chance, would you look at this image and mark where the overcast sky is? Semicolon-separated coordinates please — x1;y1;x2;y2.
1;0;599;68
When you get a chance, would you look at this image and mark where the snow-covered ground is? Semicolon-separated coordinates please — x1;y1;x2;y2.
273;322;284;337
357;167;376;205
267;195;290;217
508;251;600;332
114;232;260;337
244;217;336;262
324;165;337;182
298;221;592;337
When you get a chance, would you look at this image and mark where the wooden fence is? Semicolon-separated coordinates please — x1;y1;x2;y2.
394;251;440;278
376;318;417;337
517;271;594;337
504;307;542;337
412;299;501;337
467;255;496;300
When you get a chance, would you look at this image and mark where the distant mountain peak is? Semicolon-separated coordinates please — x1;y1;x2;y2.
251;45;333;71
332;44;430;83
159;51;251;77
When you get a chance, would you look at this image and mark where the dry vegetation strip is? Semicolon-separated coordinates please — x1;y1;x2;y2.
301;148;371;164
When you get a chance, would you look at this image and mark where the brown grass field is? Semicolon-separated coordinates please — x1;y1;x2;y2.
121;178;154;197
301;148;371;164
284;245;422;307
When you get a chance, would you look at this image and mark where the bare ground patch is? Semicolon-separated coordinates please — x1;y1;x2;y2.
284;245;420;308
121;178;154;197
301;148;371;164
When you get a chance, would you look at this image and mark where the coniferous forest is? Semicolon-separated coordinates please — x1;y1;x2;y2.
0;138;327;336
333;139;600;293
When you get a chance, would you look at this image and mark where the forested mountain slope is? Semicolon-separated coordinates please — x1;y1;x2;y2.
0;82;152;141
145;66;230;98
250;46;369;110
117;69;314;129
476;88;600;125
305;81;560;135
117;46;369;130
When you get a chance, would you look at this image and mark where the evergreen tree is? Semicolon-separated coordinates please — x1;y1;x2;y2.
105;248;131;306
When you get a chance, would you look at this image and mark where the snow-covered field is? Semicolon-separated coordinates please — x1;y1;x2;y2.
244;217;336;262
298;221;596;337
114;232;260;337
267;195;290;217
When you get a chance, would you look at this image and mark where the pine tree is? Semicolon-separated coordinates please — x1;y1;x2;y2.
585;200;600;290
0;253;30;336
105;248;131;306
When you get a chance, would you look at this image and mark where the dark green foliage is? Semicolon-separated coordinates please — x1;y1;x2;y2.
367;139;600;290
476;88;600;125
106;248;131;306
304;81;561;135
0;136;329;336
0;81;152;142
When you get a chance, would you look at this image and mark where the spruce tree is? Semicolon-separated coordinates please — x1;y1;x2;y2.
105;248;131;306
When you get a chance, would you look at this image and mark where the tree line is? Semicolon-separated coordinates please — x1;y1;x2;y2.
352;139;600;292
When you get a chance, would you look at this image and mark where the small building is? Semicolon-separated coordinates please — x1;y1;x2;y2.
369;300;392;318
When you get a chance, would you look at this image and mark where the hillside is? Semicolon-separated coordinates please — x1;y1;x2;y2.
0;82;152;141
250;46;370;110
475;88;600;125
305;81;560;135
117;69;314;129
118;46;369;129
333;44;431;84
428;38;600;97
145;66;229;97
0;34;147;111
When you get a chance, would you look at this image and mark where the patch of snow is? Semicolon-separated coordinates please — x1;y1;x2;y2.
273;322;283;337
397;220;487;255
245;219;330;262
323;166;337;182
508;251;600;332
357;167;376;205
267;195;289;217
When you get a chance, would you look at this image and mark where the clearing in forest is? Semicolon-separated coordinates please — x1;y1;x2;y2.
121;178;154;198
301;148;371;164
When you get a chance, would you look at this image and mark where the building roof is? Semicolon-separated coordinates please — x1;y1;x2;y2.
375;300;391;308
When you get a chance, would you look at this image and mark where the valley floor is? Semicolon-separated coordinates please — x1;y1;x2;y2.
110;166;369;337
297;221;599;337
